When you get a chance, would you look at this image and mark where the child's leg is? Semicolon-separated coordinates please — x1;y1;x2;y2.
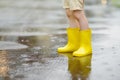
57;8;81;53
72;10;92;57
72;10;89;30
65;8;80;28
67;0;92;56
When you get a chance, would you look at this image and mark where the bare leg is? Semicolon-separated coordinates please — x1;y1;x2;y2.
57;8;81;53
73;10;89;30
65;8;80;28
72;10;92;57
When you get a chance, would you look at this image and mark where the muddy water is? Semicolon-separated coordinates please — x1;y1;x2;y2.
0;0;120;80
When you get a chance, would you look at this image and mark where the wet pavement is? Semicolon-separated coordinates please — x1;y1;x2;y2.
0;0;120;80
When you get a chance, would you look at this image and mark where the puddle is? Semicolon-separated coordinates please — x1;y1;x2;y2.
0;0;120;80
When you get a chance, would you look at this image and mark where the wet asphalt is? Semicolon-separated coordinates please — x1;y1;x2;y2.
0;0;120;80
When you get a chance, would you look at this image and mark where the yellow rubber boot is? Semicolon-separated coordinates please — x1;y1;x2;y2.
58;28;80;53
73;29;92;57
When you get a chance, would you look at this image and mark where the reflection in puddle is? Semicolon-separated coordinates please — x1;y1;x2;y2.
60;53;92;80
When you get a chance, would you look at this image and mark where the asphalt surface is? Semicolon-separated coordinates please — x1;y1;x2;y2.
0;0;120;80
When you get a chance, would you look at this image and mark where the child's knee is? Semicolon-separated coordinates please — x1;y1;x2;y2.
72;10;84;19
65;9;73;18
